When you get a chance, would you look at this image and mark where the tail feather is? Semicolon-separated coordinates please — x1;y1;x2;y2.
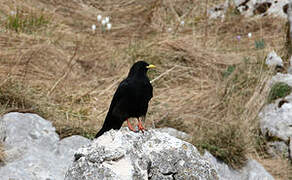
95;114;123;138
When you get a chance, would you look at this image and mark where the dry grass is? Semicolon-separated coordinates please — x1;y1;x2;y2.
0;0;290;176
0;144;4;165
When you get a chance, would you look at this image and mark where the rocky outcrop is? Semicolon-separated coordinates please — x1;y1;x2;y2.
65;129;218;180
234;0;289;18
259;71;292;158
0;112;274;180
66;128;275;180
0;112;90;180
209;0;290;19
208;0;229;19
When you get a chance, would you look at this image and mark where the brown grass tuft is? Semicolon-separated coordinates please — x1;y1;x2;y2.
0;144;4;165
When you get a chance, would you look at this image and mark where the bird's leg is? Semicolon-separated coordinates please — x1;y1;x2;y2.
127;119;136;132
137;117;147;133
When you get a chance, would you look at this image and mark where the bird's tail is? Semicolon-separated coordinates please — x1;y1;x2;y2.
95;114;123;138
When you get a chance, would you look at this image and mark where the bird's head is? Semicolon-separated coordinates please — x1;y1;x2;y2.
128;61;156;77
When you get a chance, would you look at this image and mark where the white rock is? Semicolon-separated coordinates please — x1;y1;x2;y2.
233;0;289;18
259;94;292;142
265;51;283;67
0;113;90;180
208;0;229;19
65;128;218;180
270;73;292;86
204;151;274;180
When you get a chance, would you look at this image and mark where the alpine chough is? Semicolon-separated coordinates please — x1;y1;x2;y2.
95;61;155;138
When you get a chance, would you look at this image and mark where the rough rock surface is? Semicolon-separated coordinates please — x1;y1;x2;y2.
65;128;218;180
208;0;229;19
259;95;292;142
204;152;274;180
265;51;283;67
234;0;289;18
259;90;292;142
259;73;292;157
0;112;91;180
156;127;190;141
270;72;292;86
267;141;289;158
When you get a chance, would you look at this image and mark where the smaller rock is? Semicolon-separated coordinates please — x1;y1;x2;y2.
234;0;289;18
204;151;274;180
270;73;292;87
242;159;274;180
265;51;283;67
0;113;91;180
208;0;229;19
259;96;292;142
267;141;289;158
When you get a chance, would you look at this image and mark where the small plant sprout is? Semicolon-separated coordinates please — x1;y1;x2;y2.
105;17;110;23
180;20;185;26
248;32;252;38
91;24;96;31
106;23;112;30
101;19;106;26
97;14;102;21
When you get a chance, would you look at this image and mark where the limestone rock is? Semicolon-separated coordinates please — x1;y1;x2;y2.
65;128;218;180
204;151;274;180
270;73;292;86
265;51;283;67
208;0;229;19
259;94;292;142
0;112;90;180
233;0;289;18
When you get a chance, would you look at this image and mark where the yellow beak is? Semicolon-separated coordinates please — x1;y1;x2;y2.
146;64;156;69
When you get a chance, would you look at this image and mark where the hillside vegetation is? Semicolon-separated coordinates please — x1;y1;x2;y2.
0;0;290;178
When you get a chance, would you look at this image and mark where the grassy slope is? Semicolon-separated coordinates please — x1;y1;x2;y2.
0;0;290;178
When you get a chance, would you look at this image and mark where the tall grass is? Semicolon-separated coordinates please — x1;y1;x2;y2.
5;9;49;33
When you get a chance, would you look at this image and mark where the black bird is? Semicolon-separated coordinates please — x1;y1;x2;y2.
95;61;156;138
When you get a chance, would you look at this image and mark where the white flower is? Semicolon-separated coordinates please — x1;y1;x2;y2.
248;32;252;38
10;11;16;15
106;23;112;30
97;15;102;21
91;24;96;31
180;21;185;26
105;17;110;23
167;28;172;32
101;19;106;26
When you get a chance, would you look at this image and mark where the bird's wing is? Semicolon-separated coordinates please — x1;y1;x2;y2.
108;79;130;115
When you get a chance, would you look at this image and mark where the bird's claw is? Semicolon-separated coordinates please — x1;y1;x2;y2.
138;124;147;133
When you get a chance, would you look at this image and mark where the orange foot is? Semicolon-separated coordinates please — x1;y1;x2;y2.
137;118;147;133
127;119;137;132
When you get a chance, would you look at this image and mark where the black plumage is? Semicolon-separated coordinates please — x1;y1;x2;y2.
95;61;155;138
